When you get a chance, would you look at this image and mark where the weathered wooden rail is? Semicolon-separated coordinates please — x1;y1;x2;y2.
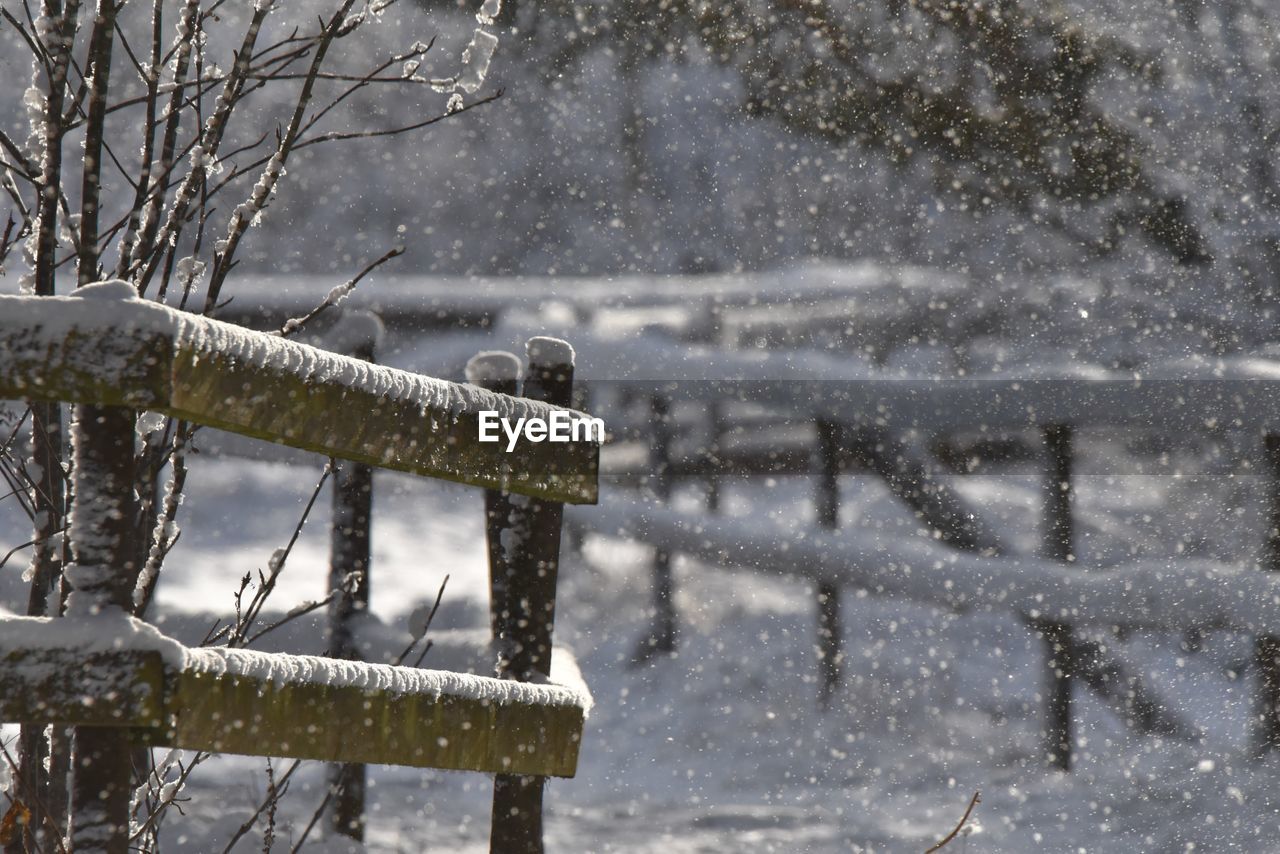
0;619;587;776
0;283;600;852
0;282;596;503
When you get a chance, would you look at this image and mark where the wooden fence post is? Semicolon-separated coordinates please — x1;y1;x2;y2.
468;351;522;644
635;393;677;662
1038;424;1075;770
705;400;723;513
470;339;576;854
326;322;378;841
65;404;138;854
814;418;843;707
1255;434;1280;754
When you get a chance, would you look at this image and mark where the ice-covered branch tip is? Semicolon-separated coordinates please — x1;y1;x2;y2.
465;351;521;386
425;21;499;97
457;29;498;93
476;0;500;25
279;245;403;337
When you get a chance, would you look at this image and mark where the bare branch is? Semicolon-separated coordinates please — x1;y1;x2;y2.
218;759;303;854
925;791;981;853
394;574;450;667
204;0;362;312
228;463;332;648
112;0;166;278
0;6;52;74
276;245;404;336
295;39;436;139
243;589;340;647
294;89;502;151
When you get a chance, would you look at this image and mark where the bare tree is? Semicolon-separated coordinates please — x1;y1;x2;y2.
0;0;501;847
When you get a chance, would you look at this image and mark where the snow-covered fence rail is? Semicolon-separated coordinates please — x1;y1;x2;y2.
0;283;598;504
0;285;600;853
556;324;1280;771
0;617;588;776
568;495;1280;637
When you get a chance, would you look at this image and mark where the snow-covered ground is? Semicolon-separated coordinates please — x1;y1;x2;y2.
6;268;1280;851
45;459;1274;852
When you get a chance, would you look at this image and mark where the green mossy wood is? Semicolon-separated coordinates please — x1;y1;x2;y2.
0;289;596;785
0;292;599;504
0;646;584;778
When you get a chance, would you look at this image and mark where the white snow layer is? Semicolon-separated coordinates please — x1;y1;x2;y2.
465;351;522;385
0;286;595;433
0;613;590;710
183;645;589;709
569;491;1280;636
526;335;575;368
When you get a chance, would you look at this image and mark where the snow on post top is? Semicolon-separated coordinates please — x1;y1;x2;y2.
78;279;139;300
465;351;521;385
526;336;575;368
322;309;385;356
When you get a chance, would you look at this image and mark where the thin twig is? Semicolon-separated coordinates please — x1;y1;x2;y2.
242;589;341;647
219;759;302;854
0;537;40;572
924;791;981;853
229;464;332;647
276;246;403;336
287;786;333;854
395;574;449;667
294;90;502;151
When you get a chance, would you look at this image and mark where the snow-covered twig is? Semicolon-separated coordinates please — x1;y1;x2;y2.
128;749;202;851
203;0;362;312
278;245;403;337
133;428;190;615
137;2;276;293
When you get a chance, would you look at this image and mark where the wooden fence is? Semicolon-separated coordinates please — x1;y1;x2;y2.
0;284;600;853
562;330;1280;772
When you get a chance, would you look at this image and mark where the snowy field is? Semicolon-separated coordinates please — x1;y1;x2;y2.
7;267;1280;851
10;459;1274;852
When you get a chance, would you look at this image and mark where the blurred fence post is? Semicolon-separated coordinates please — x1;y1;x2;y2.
325;318;379;841
634;393;677;663
1256;434;1280;755
705;400;723;514
468;351;522;643
1037;424;1075;770
814;418;843;707
472;339;576;854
